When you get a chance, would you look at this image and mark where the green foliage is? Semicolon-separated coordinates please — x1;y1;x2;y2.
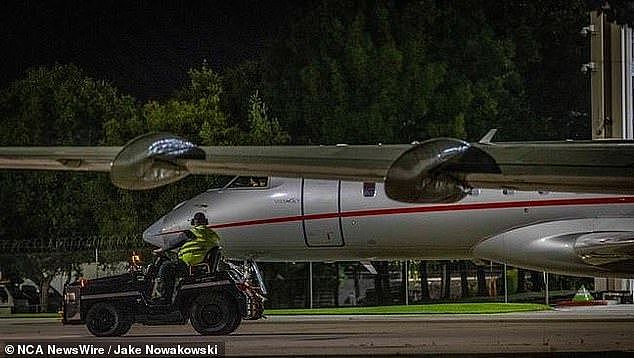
475;0;591;139
588;0;634;27
266;302;550;315
253;0;593;142
506;268;519;294
0;63;290;279
145;66;235;145
222;60;264;132
0;64;143;292
247;91;289;145
257;0;531;143
0;64;142;146
0;65;139;243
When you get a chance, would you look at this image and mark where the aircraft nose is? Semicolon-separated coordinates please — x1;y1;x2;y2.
142;191;216;249
143;210;191;249
143;217;165;242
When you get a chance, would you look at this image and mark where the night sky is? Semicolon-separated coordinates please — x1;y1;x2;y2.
0;0;299;100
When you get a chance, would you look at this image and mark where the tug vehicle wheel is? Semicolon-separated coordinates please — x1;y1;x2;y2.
190;293;240;335
85;303;131;337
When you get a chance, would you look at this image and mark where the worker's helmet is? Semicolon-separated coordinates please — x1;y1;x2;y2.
191;212;208;226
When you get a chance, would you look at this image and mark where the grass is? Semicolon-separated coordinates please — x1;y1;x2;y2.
0;303;551;318
0;313;61;319
265;302;550;315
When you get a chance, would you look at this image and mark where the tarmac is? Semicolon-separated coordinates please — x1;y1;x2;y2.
2;305;634;356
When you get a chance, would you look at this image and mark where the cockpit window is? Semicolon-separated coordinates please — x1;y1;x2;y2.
227;176;268;189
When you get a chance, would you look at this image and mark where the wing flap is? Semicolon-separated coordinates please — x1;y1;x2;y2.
188;144;411;181
0;147;120;172
461;141;634;195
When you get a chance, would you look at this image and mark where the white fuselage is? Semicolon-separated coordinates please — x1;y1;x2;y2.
145;177;634;266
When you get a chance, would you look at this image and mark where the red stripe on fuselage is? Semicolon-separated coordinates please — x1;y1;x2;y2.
205;196;634;230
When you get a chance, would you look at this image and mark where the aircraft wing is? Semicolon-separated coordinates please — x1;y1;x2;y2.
463;140;634;195
1;132;633;203
385;138;634;202
0;132;412;189
0;146;121;172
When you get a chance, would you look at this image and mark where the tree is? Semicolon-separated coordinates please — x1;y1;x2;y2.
517;269;527;293
400;261;408;304
0;62;291;309
459;261;470;298
419;261;431;301
145;66;236;145
530;271;545;292
588;0;634;26
479;0;591;139
247;91;289;145
373;261;391;305
0;64;142;310
261;0;535;145
222;60;265;133
476;265;488;297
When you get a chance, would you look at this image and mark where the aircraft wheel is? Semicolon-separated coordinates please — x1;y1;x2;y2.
190;293;239;335
85;303;130;337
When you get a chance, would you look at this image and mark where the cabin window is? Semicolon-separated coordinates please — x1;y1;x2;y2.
363;182;376;197
228;176;268;189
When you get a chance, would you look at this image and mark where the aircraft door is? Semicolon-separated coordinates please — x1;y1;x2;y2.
302;179;344;247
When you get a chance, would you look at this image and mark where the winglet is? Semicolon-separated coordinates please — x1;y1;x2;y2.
479;129;498;144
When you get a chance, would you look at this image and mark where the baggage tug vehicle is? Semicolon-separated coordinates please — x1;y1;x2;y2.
62;255;265;336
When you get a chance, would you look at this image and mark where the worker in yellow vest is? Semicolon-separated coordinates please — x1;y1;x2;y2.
179;212;221;268
152;212;221;304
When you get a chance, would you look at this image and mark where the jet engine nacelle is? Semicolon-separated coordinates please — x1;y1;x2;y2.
384;138;499;203
473;218;634;278
111;133;206;190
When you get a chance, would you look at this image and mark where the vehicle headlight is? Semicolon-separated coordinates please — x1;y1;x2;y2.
64;292;76;303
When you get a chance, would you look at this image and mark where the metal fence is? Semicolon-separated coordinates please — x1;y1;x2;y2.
0;236;149;254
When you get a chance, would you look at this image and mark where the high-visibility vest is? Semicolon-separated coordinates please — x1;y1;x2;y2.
178;225;220;265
